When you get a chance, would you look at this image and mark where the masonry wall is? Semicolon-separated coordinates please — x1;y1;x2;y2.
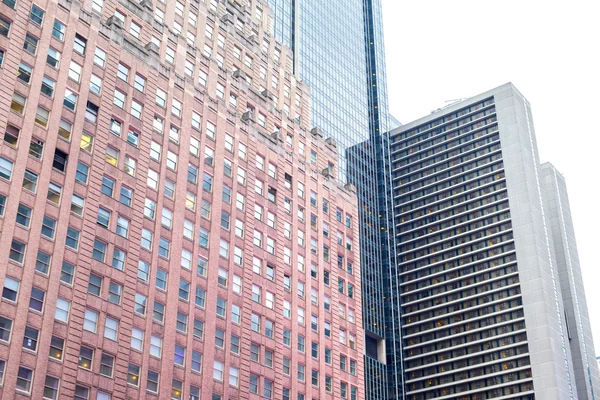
0;0;365;398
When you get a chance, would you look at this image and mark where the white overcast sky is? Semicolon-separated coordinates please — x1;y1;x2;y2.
382;0;600;353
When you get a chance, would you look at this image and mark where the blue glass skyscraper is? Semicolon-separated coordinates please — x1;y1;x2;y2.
266;1;396;399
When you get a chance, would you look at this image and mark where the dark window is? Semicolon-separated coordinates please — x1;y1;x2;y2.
52;148;68;172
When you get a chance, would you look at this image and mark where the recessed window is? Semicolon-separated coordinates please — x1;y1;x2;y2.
23;33;38;54
16;366;33;394
17;62;33;83
11;92;26;114
63;89;77;111
52;20;65;40
0;15;11;37
41;76;56;97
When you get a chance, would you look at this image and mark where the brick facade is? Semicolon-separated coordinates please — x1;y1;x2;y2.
0;0;365;399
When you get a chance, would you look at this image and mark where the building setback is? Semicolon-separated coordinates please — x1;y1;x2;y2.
386;83;600;399
265;1;392;398
0;0;365;399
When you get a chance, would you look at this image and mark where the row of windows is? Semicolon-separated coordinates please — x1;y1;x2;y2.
394;149;503;192
398;217;512;258
408;368;532;399
393;109;497;160
393;138;502;186
391;99;494;144
403;252;517;291
403;224;515;273
399;207;511;255
409;356;531;391
0;308;358;399
405;336;529;370
404;307;525;342
403;263;519;310
396;161;504;201
406;325;529;374
403;268;520;309
397;166;505;225
394;118;499;168
405;298;524;354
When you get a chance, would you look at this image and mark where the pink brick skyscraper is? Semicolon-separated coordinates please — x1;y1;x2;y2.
0;0;365;398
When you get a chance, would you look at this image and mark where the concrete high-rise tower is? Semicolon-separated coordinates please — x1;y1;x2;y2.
384;83;600;399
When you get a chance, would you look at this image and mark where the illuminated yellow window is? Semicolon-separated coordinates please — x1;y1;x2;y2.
80;132;93;152
105;147;119;166
10;92;26;114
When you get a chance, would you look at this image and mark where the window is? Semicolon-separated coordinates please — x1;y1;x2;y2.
35;251;51;274
16;366;33;394
10;92;26;115
79;346;93;370
100;353;114;377
76;162;89;183
113;89;125;108
16;204;32;227
52;19;65;40
88;274;102;296
2;277;19;301
174;344;185;366
92;0;102;12
85;101;99;123
104;318;118;340
265;319;274;337
29;139;44;159
147;370;159;393
0;316;12;343
131;328;143;351
24;33;39;54
158;237;170;258
130;21;141;38
298;364;305;381
9;239;26;264
164;179;175;199
92;239;107;262
68;61;82;82
176;312;187;332
108;282;122;305
60;262;75;285
134;293;147;315
127;364;140;386
112;248;126;271
120;186;133;206
35;106;50;127
216;297;226;318
94;47;106;67
17;62;33;84
153;301;165;322
71;193;85;216
131;100;142;119
134;74;145;92
49;336;64;360
179;279;190;301
213;360;224;381
83;309;98;332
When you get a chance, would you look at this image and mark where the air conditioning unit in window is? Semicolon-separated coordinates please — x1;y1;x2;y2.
233;69;247;79
271;131;283;142
322;168;333;178
242;111;254;122
248;34;258;44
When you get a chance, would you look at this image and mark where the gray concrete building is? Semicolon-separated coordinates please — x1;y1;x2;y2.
385;83;600;399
